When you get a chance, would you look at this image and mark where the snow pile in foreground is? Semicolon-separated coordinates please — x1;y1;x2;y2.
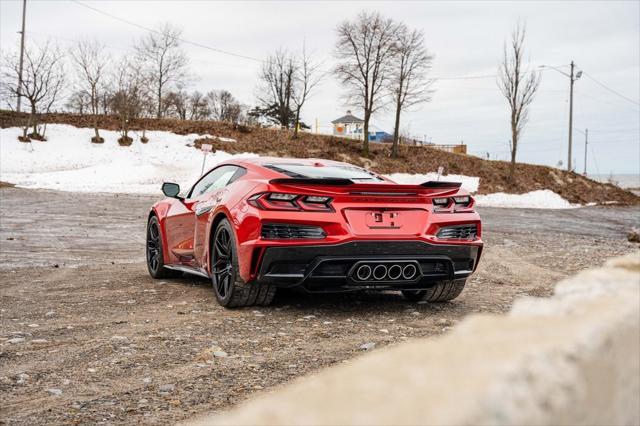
386;172;480;193
474;190;579;209
0;125;256;194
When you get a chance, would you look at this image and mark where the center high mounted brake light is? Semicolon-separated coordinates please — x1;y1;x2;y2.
248;192;334;212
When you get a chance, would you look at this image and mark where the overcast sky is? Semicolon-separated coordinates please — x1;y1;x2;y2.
1;0;638;174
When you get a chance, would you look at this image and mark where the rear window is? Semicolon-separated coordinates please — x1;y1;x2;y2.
266;163;383;181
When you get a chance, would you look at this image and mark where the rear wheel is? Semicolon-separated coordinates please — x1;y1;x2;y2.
146;216;181;279
401;278;467;303
211;219;275;308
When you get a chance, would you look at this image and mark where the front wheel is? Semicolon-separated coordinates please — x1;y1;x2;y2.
401;278;467;303
211;219;275;308
146;216;181;279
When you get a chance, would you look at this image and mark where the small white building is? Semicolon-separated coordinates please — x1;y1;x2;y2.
331;111;364;139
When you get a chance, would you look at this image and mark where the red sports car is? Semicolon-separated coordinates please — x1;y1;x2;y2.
147;157;482;307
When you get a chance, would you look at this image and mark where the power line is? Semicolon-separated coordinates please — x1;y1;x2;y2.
582;71;640;107
70;0;263;63
71;0;567;84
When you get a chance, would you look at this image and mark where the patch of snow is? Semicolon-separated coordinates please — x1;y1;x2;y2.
0;125;256;194
215;136;237;143
475;190;580;209
386;172;480;193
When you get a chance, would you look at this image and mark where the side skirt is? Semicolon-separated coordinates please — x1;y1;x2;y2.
164;264;210;279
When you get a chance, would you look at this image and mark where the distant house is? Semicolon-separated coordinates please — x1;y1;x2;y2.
332;111;364;139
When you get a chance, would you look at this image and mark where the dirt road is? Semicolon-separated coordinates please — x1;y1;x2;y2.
1;187;638;425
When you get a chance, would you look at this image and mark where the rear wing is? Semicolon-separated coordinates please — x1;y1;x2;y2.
269;178;461;189
268;178;463;196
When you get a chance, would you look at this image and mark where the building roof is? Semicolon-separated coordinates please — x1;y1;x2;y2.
331;111;364;124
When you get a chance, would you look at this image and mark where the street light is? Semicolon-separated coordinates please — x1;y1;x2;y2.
540;61;582;171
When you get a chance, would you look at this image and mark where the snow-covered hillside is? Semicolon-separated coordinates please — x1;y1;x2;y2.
0;125;256;194
1;125;578;208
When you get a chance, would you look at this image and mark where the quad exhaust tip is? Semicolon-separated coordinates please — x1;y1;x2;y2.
356;264;372;281
354;262;418;282
402;264;417;280
372;265;387;280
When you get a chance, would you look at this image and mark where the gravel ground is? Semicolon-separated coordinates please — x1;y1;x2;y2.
1;187;638;425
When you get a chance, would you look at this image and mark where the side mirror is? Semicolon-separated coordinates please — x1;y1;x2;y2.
162;182;181;198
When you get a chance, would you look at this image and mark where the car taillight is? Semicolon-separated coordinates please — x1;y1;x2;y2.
432;195;474;212
248;193;333;212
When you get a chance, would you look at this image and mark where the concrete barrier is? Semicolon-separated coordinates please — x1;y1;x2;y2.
186;253;640;426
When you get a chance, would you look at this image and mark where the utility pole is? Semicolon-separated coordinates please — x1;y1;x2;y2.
541;62;582;172
16;0;27;113
568;61;575;172
583;128;588;176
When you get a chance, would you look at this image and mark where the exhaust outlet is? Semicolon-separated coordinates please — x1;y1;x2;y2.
387;264;402;280
356;264;372;281
402;264;417;280
372;264;388;280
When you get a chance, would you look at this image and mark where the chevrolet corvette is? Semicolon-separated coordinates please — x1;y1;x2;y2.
146;158;483;307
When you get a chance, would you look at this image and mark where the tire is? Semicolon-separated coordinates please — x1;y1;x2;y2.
401;278;467;303
211;219;276;308
146;215;181;279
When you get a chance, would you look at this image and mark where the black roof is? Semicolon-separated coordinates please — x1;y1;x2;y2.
331;113;364;124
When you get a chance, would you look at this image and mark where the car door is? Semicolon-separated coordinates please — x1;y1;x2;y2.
164;166;239;265
192;166;244;267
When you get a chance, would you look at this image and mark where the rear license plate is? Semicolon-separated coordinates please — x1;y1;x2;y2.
344;209;428;236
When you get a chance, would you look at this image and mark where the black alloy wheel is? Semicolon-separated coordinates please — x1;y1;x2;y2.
146;216;179;279
211;219;276;307
212;226;234;300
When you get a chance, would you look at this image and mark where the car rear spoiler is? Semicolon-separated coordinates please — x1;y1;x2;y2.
270;178;462;188
269;178;463;196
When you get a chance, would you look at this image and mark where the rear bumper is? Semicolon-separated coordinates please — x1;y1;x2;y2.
255;240;482;292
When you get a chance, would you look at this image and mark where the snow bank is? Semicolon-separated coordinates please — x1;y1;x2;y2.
388;173;578;209
0;125;256;194
0;125;581;209
475;190;579;209
386;172;480;193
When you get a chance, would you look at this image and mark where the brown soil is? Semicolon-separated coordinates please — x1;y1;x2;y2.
26;132;47;141
117;136;133;146
1;110;637;205
91;136;105;144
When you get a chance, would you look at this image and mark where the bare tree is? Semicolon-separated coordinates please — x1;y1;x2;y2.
135;23;189;118
389;25;434;157
110;59;147;144
1;40;65;140
256;49;296;129
162;88;189;119
497;22;541;180
291;43;323;138
187;90;210;120
65;90;91;114
334;11;398;156
207;90;242;123
70;38;110;142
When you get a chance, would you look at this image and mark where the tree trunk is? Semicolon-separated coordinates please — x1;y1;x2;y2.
92;91;101;140
30;105;37;136
509;124;517;181
363;110;370;157
292;108;301;139
392;97;402;158
157;87;162;119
